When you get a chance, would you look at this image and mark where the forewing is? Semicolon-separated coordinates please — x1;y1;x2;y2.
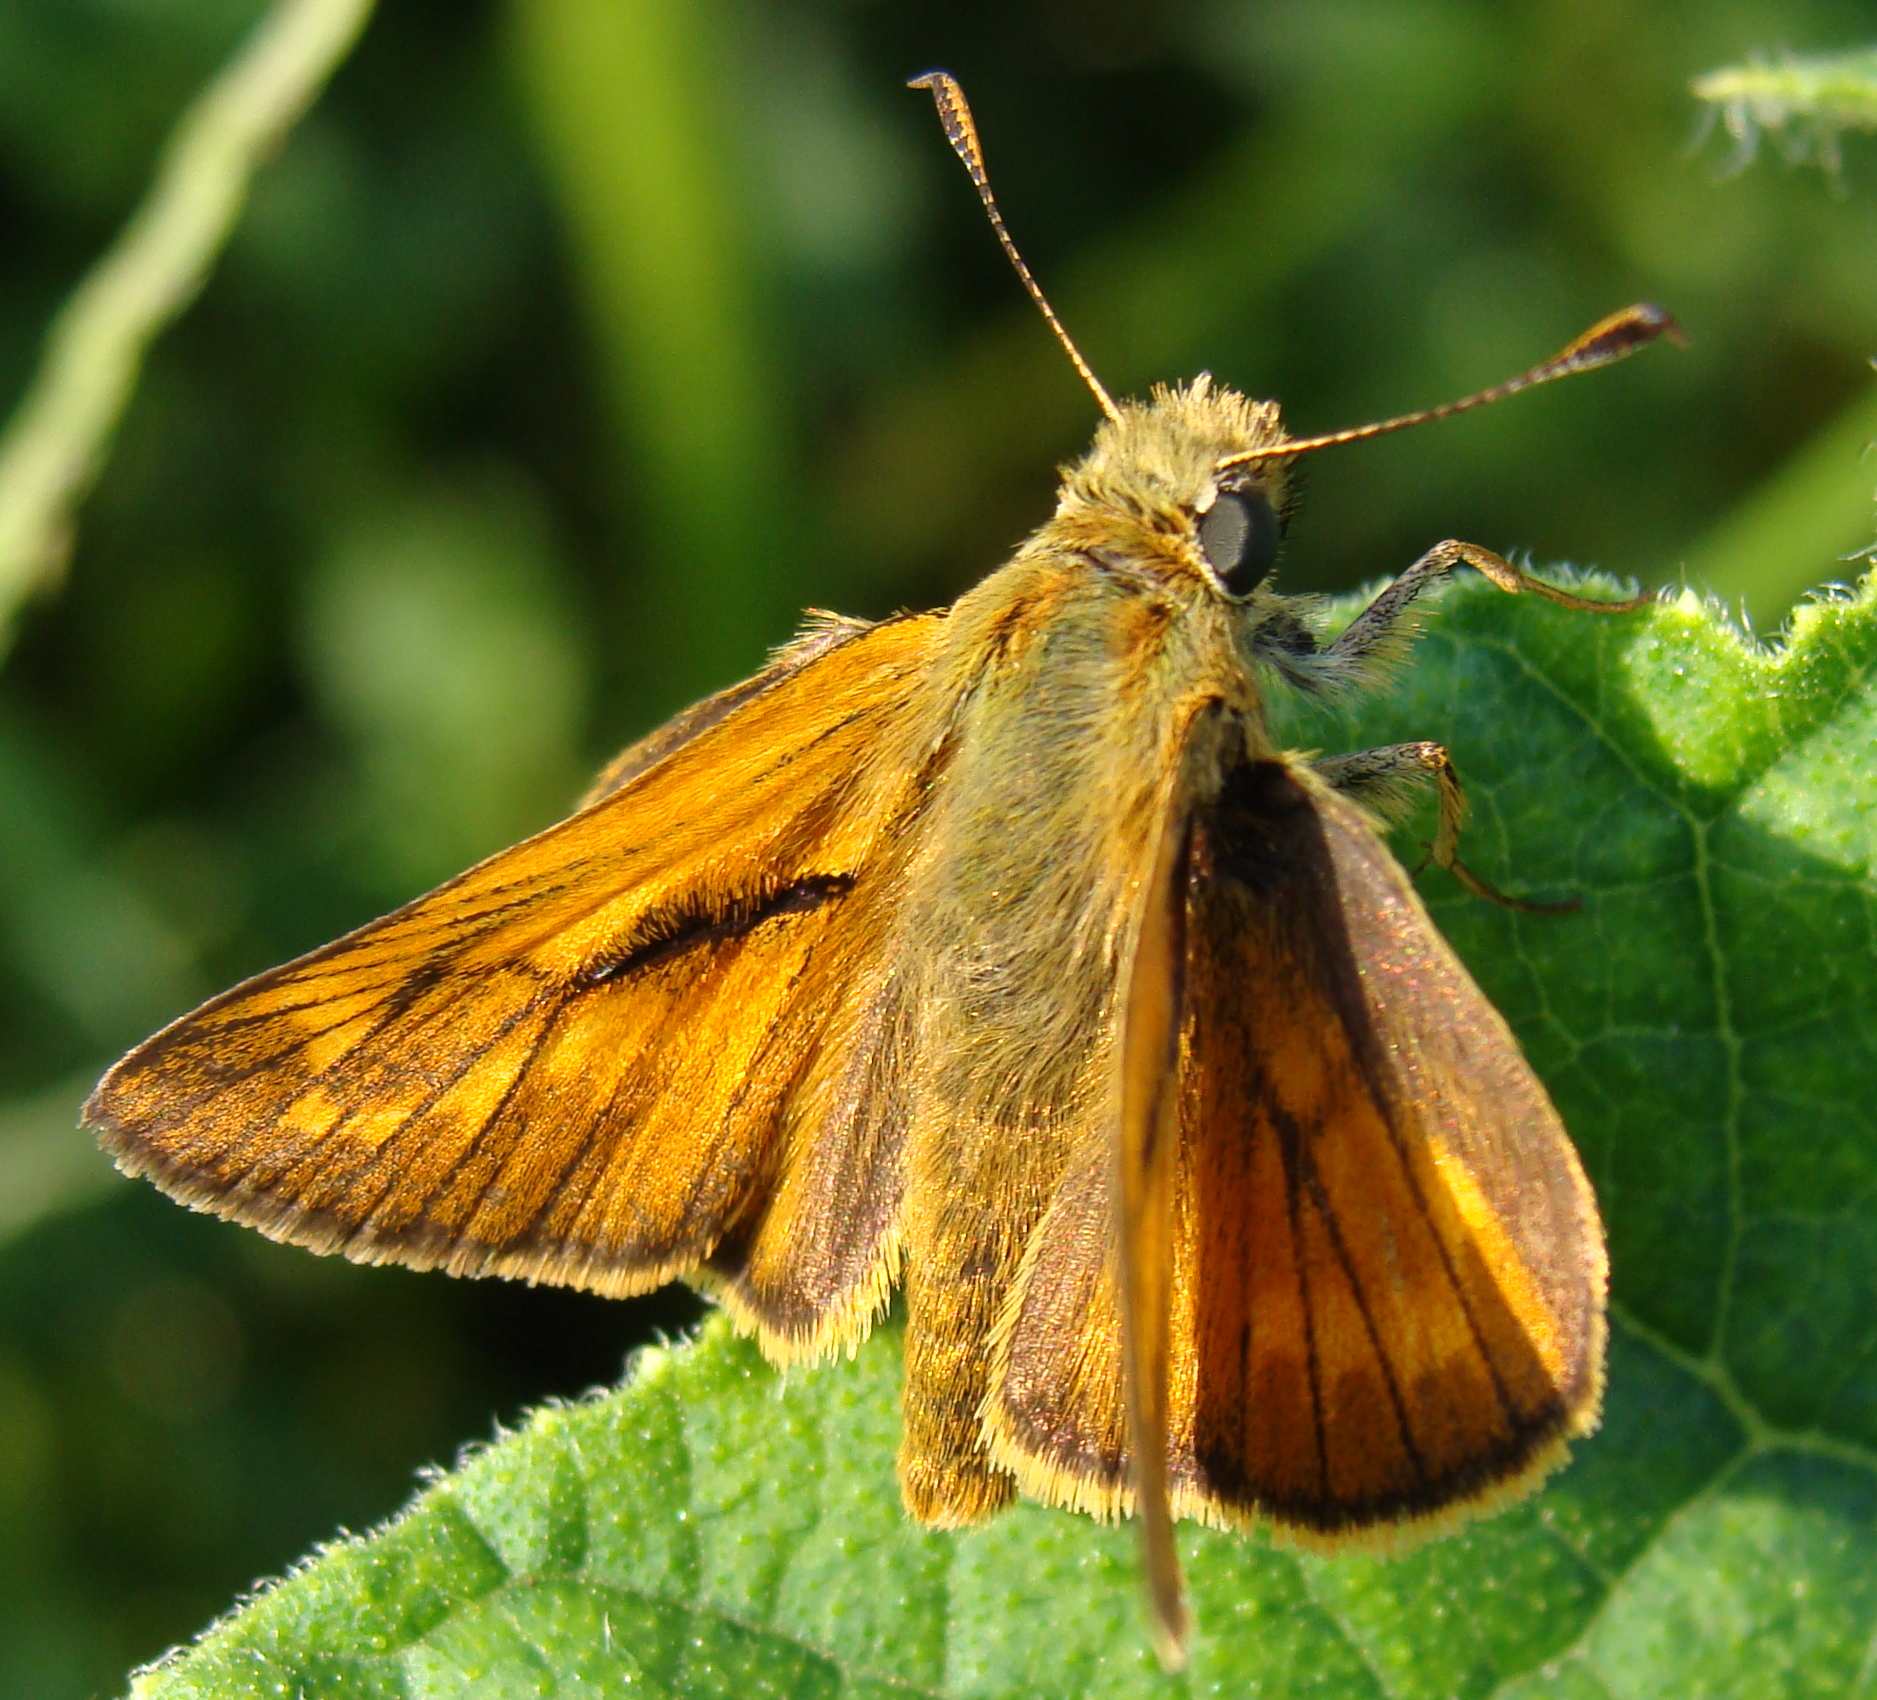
985;755;1605;1547
1176;759;1606;1537
1111;723;1199;1664
88;613;946;1359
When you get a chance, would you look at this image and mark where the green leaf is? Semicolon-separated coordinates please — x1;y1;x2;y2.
122;570;1877;1699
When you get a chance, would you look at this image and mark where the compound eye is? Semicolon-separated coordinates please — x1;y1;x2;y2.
1198;488;1280;594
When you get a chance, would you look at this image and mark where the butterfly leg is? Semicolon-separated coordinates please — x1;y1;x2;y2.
1313;539;1645;687
1314;741;1573;913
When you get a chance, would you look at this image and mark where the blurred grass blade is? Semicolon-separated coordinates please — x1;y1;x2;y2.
508;0;798;709
1692;48;1877;176
1681;379;1877;627
0;0;376;663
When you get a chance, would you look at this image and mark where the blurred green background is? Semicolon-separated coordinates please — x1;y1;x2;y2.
2;2;1873;1694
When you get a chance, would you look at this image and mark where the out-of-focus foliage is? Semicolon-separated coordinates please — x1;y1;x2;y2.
1693;46;1877;178
2;2;1874;1695
0;0;374;637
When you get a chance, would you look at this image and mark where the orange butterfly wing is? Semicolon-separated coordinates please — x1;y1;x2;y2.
987;755;1606;1542
88;612;947;1360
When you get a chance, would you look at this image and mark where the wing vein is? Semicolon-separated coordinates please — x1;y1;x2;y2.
1270;1082;1331;1504
351;990;566;1253
266;993;549;1233
1282;1103;1430;1491
1368;1088;1527;1436
150;966;464;1144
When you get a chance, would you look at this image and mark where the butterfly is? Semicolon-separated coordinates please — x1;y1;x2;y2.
88;70;1678;1667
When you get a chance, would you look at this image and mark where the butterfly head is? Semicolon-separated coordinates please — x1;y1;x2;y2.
910;68;1678;637
1054;375;1299;602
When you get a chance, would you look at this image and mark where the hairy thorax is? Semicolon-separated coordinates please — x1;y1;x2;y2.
897;378;1305;1124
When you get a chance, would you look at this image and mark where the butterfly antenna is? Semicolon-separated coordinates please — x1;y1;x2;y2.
909;70;1121;424
1217;303;1685;471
